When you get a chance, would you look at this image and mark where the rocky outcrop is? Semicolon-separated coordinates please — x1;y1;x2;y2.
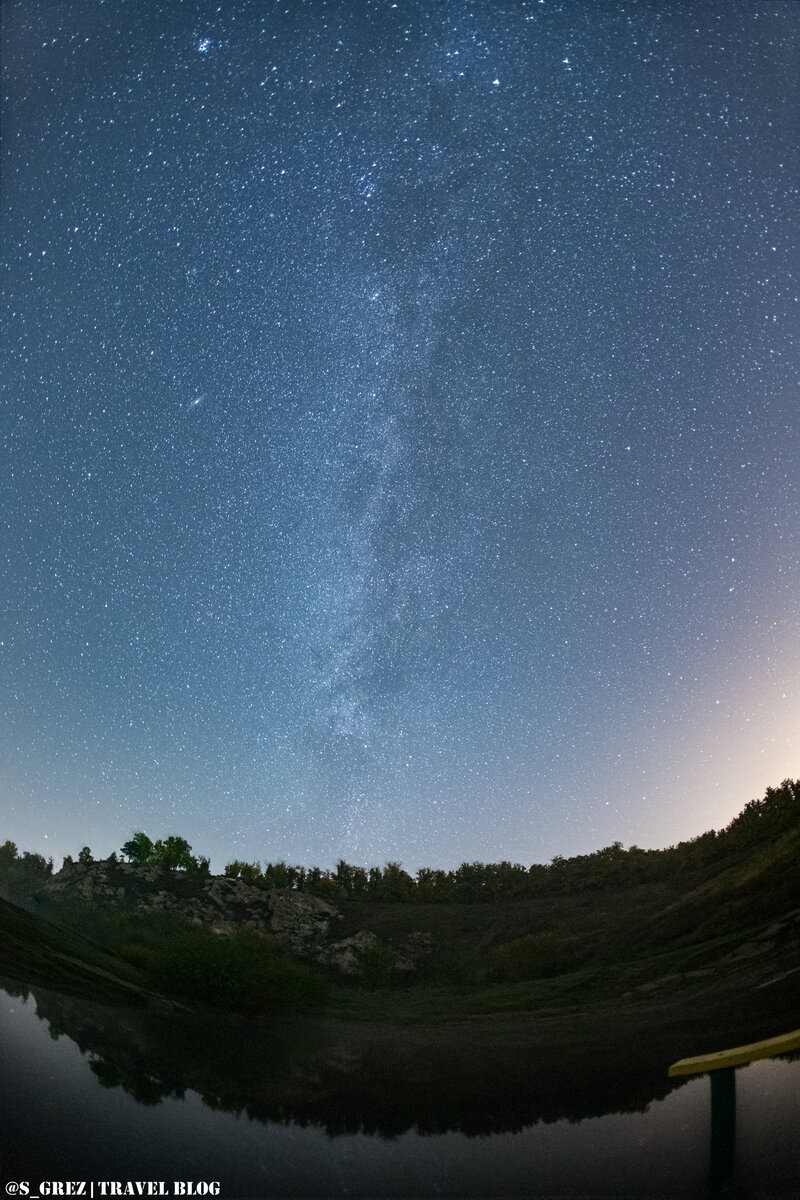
36;862;433;977
315;929;433;976
39;862;337;955
317;930;382;975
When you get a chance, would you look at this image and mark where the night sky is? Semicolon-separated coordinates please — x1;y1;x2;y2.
2;1;798;873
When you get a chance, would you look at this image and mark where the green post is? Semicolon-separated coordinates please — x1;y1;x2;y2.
708;1066;736;1196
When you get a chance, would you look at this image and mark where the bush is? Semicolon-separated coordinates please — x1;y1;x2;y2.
489;932;580;981
352;938;398;987
147;928;330;1012
116;941;159;971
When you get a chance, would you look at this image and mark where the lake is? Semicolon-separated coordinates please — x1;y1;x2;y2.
1;980;798;1198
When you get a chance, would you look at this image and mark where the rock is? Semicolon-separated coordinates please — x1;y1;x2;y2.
317;930;380;975
36;863;427;979
38;861;339;959
755;966;800;990
722;940;774;963
267;888;336;952
635;973;682;993
397;931;433;973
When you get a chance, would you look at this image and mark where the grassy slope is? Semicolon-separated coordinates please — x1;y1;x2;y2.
2;826;798;1023
1;889;331;1013
330;826;800;1019
0;894;153;1003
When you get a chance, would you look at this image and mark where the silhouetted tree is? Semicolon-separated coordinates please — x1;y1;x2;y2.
19;851;52;875
121;832;155;865
152;836;195;871
263;861;303;889
0;840;18;869
225;860;263;885
371;862;415;902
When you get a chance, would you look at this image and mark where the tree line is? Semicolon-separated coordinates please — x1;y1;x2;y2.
221;778;800;901
2;778;797;904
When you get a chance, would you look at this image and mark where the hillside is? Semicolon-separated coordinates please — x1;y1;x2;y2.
1;780;798;1022
0;893;167;1005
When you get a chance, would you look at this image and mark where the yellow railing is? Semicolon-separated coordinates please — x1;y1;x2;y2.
669;1028;800;1076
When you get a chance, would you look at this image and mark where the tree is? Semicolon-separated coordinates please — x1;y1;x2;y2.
260;861;303;890
225;859;262;885
20;851;52;875
121;832;155;866
0;840;18;869
415;867;453;902
78;846;93;864
151;836;195;872
371;861;415;902
334;858;355;896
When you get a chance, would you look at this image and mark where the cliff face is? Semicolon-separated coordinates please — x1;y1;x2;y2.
41;861;335;947
37;861;430;976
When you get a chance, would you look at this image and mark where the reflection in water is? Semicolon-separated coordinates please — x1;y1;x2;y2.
1;979;798;1197
709;1067;737;1198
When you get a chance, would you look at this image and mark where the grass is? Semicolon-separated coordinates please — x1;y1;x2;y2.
121;924;331;1012
2;823;797;1024
0;894;147;1002
0;895;331;1013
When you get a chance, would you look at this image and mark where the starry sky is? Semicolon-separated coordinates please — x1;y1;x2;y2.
2;1;798;873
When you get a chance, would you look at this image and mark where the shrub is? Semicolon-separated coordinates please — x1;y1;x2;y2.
490;932;580;981
115;941;159;971
148;928;329;1012
352;938;398;987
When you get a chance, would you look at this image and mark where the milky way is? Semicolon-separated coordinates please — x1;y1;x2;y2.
1;1;797;870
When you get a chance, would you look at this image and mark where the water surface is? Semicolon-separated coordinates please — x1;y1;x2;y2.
1;983;797;1197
